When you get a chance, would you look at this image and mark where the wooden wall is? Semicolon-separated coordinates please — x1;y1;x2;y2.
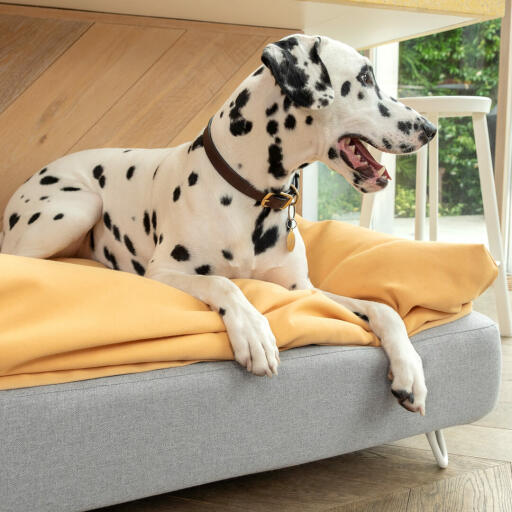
0;4;295;215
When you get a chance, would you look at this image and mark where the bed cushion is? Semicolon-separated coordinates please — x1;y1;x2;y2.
0;311;501;512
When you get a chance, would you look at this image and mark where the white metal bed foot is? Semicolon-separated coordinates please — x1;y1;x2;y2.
425;430;449;468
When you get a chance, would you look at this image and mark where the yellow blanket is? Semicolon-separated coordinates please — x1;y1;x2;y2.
0;217;497;390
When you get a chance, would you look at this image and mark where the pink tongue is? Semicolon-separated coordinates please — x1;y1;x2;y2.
338;138;392;180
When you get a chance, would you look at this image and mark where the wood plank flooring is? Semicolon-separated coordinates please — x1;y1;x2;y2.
0;5;510;511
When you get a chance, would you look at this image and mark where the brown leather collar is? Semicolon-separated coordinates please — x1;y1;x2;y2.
202;117;298;210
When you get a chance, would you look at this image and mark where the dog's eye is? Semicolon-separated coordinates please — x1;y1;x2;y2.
362;73;373;86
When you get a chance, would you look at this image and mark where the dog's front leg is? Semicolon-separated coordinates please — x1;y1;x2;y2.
146;266;280;377
318;289;427;415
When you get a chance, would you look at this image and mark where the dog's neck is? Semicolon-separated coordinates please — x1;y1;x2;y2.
210;68;320;194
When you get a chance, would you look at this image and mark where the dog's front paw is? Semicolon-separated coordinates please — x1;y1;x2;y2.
224;308;280;377
388;349;427;415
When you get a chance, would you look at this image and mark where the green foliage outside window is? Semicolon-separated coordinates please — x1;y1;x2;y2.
317;19;501;221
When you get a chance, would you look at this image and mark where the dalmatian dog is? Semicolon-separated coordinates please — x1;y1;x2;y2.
1;34;436;415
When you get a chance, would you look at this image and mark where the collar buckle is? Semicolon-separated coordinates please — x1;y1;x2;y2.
261;184;299;210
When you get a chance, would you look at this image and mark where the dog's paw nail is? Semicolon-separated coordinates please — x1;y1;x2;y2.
387;370;394;381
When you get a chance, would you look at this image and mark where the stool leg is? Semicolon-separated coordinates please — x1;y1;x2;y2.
472;113;512;336
425;430;449;468
415;145;428;240
428;114;439;241
360;193;375;229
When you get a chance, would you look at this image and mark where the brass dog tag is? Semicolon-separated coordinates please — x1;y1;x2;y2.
286;229;295;251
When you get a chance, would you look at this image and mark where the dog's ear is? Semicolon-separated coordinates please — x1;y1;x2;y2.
261;35;334;110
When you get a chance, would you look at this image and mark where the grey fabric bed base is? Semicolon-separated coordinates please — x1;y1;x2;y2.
0;311;501;512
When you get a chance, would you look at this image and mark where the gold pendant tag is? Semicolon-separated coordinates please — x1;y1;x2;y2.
286;229;295;252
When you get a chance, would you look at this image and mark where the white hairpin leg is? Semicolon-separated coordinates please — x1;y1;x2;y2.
425;430;449;468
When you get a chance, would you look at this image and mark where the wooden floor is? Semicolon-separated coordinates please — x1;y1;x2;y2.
1;5;511;511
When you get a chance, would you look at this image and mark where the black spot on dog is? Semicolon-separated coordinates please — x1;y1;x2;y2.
341;80;351;96
328;147;338;160
171;244;190;261
397;121;412;135
132;260;145;276
39;168;48;175
61;186;81;191
378;103;391;117
103;246;119;270
151;210;157;231
238;163;243;169
266;103;278;116
188;134;204;153
219;307;226;316
222;249;233;260
252;208;279;255
358;91;364;100
283;96;292;112
221;195;232;206
399;143;415;153
229;88;253;136
268;144;286;179
40;196;48;200
220;111;224;118
173;186;181;202
252;66;264;76
113;225;121;241
40;176;59;185
290;283;297;290
153;166;159;180
382;138;393;150
143;211;151;235
123;149;132;153
53;213;64;220
195;264;211;275
24;199;29;203
267;120;278;136
9;213;20;230
405;106;412;111
284;114;296;130
98;175;106;188
275;137;281;144
305;115;313;125
315;81;327;91
374;84;382;100
354;311;369;322
159;233;164;244
360;187;368;193
90;230;95;251
27;212;41;224
390;97;398;102
418;132;429;144
93;165;103;180
188;172;198;186
153;233;158;245
103;212;112;230
126;166;136;180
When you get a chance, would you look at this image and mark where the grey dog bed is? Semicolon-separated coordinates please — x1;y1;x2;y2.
0;311;501;512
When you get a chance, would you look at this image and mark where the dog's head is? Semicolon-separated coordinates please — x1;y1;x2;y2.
261;34;436;193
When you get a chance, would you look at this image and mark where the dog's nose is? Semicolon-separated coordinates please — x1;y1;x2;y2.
421;120;437;141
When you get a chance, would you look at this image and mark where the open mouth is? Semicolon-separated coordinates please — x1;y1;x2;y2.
338;137;392;183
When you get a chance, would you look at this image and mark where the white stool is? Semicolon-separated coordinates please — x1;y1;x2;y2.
360;96;512;336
